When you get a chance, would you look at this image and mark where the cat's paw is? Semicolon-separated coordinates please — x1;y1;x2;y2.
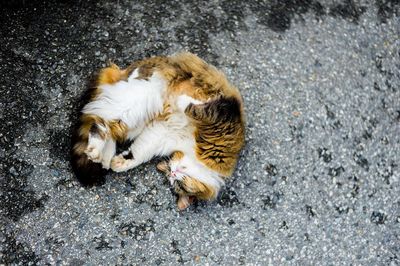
111;155;135;172
85;146;102;163
101;158;111;170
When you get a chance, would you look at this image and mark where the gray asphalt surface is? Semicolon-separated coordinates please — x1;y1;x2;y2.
1;0;399;265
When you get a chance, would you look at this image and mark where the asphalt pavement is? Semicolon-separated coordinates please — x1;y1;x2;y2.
0;0;399;265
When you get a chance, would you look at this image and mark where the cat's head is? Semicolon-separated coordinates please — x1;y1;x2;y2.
158;151;223;209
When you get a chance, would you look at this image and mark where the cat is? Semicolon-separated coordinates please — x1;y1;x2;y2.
71;52;245;210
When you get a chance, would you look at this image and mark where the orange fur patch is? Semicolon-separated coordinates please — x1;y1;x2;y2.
108;119;128;143
97;64;125;85
126;56;171;80
154;102;173;121
180;177;217;200
166;53;243;100
171;151;184;160
78;114;107;139
76;114;128;150
194;123;245;177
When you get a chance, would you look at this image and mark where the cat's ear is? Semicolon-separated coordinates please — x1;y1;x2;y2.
179;177;217;201
171;151;184;160
177;195;195;210
156;160;169;174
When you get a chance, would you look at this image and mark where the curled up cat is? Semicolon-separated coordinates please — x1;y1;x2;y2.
71;52;245;210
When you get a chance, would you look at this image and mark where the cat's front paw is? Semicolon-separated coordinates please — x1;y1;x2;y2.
85;146;102;163
111;155;135;172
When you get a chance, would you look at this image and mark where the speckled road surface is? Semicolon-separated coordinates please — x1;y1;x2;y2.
1;0;399;265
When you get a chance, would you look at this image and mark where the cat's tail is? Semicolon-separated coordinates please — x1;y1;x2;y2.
71;144;106;186
70;115;107;186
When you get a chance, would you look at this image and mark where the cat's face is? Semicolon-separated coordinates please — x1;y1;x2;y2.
167;152;217;203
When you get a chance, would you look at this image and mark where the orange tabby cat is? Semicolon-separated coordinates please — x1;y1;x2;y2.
71;52;245;209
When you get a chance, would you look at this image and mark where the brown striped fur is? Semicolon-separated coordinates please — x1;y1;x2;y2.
162;53;245;176
154;53;245;208
186;97;244;177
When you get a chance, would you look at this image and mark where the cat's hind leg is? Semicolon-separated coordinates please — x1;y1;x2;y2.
111;122;176;172
109;152;138;173
72;115;110;185
84;126;117;169
84;124;108;163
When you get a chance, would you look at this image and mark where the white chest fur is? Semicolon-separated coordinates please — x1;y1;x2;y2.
82;70;167;128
